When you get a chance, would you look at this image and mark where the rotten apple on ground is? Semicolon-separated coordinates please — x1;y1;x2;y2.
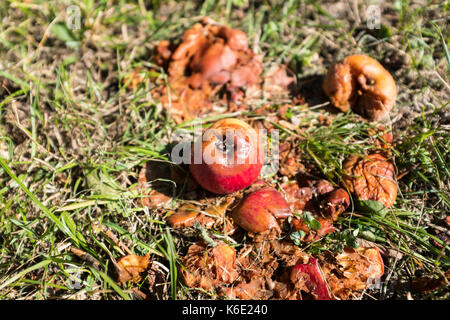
289;246;385;300
153;18;263;123
180;241;239;290
232;187;292;237
116;253;150;284
342;153;397;208
320;246;385;299
281;178;350;242
166;197;236;234
189;118;264;194
323;54;397;121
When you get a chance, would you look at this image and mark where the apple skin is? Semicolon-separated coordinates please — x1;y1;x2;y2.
291;257;332;300
232;187;291;233
189;118;264;194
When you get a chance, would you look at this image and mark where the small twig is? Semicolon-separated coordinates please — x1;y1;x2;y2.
70;247;102;270
104;229;133;255
433;71;450;92
131;288;147;300
396;164;420;180
426;222;450;237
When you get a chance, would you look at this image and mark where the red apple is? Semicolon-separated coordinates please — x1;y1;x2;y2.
231;187;291;233
189;118;264;194
291;257;332;300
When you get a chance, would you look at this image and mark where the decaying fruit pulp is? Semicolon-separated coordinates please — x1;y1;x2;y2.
290;257;333;300
323;54;397;121
320;246;385;300
180;241;239;290
282;177;350;242
342;153;397;208
153;18;263;123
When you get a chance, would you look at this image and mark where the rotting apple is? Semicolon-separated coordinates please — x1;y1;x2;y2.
321;246;385;299
323;54;397;121
320;188;350;220
231;187;291;234
342;153;397;208
335;247;385;283
180;241;239;290
166;204;201;229
290;257;332;300
153;19;264;123
189;118;264;194
281;179;350;243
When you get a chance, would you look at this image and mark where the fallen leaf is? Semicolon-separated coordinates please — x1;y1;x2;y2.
166;204;201;228
117;253;150;284
411;271;450;294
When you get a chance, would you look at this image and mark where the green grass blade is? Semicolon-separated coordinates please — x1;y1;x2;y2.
0;260;52;291
0;157;80;246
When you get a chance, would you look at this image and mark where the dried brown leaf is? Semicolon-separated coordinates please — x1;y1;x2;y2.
117;254;150;284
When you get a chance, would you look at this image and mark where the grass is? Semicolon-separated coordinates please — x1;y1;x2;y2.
0;0;449;300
